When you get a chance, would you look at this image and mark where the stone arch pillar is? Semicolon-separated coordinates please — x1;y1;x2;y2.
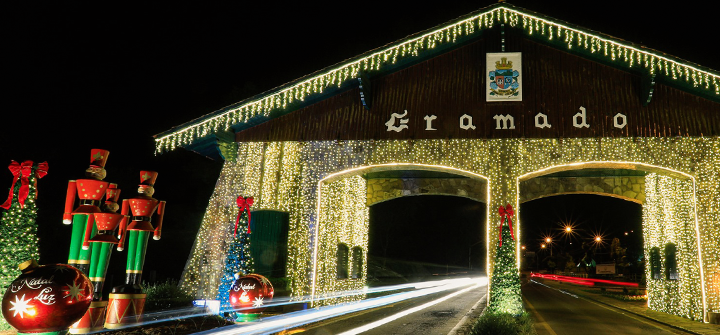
520;175;646;204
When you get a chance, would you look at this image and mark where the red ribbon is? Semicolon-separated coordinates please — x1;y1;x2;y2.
498;204;516;247
18;161;33;208
33;161;49;204
36;162;48;179
235;196;254;237
1;161;49;210
1;161;22;209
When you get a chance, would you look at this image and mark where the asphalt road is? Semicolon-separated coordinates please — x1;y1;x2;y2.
522;280;690;335
297;281;487;335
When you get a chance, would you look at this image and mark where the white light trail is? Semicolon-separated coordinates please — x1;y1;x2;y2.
101;278;473;331
196;276;487;335
338;278;487;335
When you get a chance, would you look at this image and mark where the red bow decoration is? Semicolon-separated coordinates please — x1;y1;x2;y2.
36;162;49;179
18;161;34;209
1;161;22;210
1;161;48;210
235;196;254;237
498;204;516;247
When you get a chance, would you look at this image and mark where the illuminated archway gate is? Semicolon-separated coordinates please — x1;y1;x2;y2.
177;138;718;320
158;3;720;322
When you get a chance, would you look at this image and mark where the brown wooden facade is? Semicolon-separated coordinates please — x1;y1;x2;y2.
235;30;719;143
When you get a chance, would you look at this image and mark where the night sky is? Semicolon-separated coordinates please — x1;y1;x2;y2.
520;194;644;265
1;2;717;282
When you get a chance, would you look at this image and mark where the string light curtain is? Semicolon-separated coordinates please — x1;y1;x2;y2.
178;137;719;319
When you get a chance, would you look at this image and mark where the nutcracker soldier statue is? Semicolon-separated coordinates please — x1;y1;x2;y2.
70;185;128;334
105;171;166;329
63;149;111;275
88;185;128;299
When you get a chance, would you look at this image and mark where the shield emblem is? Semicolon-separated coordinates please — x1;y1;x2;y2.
495;76;505;89
494;69;513;89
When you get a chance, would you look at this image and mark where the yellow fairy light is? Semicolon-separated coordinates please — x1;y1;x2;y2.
178;137;719;321
154;5;719;155
644;174;704;320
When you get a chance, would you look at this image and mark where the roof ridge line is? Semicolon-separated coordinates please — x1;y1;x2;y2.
154;3;720;154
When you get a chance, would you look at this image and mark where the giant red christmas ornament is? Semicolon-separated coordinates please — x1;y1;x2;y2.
229;274;274;314
1;260;93;335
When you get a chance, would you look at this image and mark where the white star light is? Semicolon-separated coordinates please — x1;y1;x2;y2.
54;265;73;275
64;280;85;302
252;296;264;307
8;294;34;318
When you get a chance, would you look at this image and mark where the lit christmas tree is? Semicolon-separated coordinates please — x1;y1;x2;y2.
0;161;48;330
487;204;523;315
217;196;255;308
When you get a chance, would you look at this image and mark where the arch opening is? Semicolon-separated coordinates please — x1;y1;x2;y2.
310;164;489;303
518;162;706;321
369;195;487;285
519;194;643;280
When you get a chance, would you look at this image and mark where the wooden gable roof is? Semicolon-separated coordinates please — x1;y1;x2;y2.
154;3;720;158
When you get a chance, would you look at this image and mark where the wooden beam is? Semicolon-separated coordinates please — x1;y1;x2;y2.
185;130;236;162
641;72;656;106
357;72;372;110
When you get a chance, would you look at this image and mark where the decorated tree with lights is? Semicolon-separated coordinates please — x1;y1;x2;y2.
488;204;523;315
0;161;47;330
217;196;255;308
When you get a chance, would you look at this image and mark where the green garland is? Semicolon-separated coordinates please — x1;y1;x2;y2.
0;163;41;330
217;203;255;309
488;209;523;314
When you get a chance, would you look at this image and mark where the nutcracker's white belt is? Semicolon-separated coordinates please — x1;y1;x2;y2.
80;199;101;206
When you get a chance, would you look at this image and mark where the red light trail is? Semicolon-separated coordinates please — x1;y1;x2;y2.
530;273;639;287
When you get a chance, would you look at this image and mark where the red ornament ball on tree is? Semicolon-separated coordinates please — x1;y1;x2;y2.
1;260;93;333
229;274;274;314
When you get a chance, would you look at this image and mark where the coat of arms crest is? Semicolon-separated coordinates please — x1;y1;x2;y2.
486;52;522;101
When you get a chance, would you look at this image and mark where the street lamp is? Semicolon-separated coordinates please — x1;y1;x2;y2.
562;226;574;255
593;235;605;253
545;237;553;256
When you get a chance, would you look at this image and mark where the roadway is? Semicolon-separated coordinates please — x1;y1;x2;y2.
523;280;692;335
291;279;487;335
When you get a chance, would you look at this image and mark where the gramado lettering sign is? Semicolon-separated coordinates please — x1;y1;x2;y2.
384;107;629;132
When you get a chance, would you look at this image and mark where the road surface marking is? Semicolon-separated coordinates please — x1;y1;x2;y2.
570;290;690;334
523;296;559;335
447;293;487;335
528;281;688;334
338;281;484;335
